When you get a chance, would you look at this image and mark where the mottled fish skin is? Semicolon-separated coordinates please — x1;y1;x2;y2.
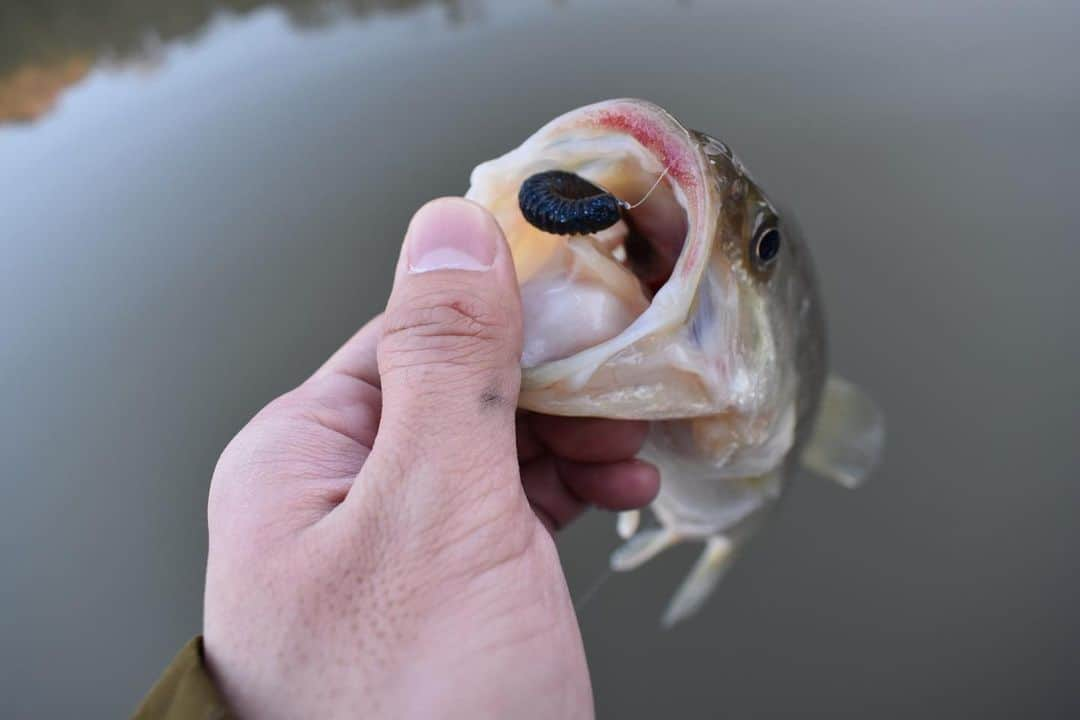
466;99;854;625
774;206;828;465
697;127;827;463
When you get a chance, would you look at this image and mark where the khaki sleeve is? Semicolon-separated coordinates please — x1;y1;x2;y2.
133;636;234;720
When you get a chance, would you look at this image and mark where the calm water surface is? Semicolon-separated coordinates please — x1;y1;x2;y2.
2;1;1078;717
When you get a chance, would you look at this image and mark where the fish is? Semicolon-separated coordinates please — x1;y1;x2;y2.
466;98;884;627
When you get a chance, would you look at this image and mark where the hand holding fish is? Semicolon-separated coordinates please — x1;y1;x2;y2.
202;198;657;719
197;97;885;719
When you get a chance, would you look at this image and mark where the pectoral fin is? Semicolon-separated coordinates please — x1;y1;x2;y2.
802;376;885;489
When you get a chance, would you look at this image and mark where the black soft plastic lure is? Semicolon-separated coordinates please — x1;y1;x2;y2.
518;170;624;236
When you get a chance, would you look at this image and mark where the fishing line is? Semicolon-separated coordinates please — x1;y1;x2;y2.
618;164;672;211
573;566;615;614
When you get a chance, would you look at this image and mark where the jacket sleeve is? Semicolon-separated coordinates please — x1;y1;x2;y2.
133;636;234;720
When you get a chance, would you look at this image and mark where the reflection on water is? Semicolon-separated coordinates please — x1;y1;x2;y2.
0;56;92;123
0;0;466;123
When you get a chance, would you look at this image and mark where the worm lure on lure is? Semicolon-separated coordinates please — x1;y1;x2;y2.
519;167;673;236
518;170;624;236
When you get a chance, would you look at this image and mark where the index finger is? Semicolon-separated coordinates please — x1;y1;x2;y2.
312;314;384;388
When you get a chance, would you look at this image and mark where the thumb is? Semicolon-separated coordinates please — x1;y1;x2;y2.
372;197;523;478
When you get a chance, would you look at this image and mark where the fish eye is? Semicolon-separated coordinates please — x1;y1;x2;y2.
753;226;781;268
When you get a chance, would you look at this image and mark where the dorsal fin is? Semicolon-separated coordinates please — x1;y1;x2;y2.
802;376;885;488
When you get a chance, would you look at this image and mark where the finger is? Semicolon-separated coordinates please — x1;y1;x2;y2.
557;458;660;510
291;371;381;449
297;314;384;448
359;198;523;494
528;414;650;463
516;412;545;463
521;457;587;531
312;314;384;388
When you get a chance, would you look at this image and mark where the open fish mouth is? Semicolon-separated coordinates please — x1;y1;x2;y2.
469;102;696;364
468;100;731;420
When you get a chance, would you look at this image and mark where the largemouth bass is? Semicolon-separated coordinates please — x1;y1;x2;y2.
466;99;884;626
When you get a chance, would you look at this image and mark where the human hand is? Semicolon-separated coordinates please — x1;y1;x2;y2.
203;198;660;719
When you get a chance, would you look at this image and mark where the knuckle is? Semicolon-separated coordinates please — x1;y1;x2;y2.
379;289;514;373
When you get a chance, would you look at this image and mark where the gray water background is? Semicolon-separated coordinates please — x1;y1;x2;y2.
2;1;1078;717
